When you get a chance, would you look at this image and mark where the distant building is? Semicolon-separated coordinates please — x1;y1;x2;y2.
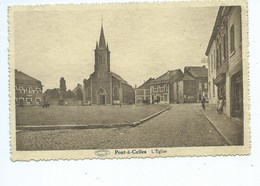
205;6;243;119
83;25;135;105
15;69;43;106
149;69;183;104
184;66;208;102
72;83;83;100
135;78;154;104
174;73;196;103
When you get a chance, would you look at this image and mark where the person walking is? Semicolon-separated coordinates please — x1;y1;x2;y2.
217;96;224;114
201;95;206;109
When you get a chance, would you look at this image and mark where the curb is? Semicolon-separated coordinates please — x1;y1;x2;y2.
199;109;232;145
17;105;173;131
131;105;173;127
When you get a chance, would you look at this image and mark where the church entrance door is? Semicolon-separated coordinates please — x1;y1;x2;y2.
100;95;105;105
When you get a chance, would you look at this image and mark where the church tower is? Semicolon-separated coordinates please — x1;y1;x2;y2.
94;25;110;72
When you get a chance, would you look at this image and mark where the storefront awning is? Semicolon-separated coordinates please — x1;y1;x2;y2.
214;74;226;85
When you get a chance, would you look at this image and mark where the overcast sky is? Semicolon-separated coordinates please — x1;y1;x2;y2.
13;4;218;90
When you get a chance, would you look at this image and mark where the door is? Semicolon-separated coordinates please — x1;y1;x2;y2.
232;72;243;119
100;95;105;105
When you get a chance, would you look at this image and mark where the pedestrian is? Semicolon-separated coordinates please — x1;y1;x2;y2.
201;95;206;109
217;96;224;114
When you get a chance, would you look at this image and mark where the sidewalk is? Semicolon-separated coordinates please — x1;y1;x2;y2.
200;105;243;145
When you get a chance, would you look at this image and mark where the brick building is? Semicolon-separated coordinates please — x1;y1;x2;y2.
135;78;154;104
83;25;135;105
184;66;208;102
205;6;243;119
173;73;196;103
15;69;43;106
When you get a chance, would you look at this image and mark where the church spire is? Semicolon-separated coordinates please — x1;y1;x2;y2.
98;25;106;49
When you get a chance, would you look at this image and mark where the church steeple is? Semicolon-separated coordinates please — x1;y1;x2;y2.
98;26;106;49
94;21;110;73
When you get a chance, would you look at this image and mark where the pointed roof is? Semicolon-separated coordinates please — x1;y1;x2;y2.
184;66;208;78
137;78;155;89
176;73;195;81
98;26;106;49
152;69;182;84
15;69;42;86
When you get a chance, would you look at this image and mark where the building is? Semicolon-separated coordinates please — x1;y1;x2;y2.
184;66;208;102
149;69;182;104
83;25;135;105
135;78;154;104
205;6;243;119
206;39;218;105
174;73;196;103
15;69;43;106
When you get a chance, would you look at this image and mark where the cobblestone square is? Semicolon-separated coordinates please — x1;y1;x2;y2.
16;104;236;151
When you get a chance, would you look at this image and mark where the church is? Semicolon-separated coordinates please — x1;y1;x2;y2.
83;25;135;105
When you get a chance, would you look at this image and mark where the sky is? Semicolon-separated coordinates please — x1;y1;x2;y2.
13;3;219;90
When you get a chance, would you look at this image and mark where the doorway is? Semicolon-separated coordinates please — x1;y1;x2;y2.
231;71;243;119
100;95;105;105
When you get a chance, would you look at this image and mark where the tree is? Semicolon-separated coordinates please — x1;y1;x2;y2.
60;77;66;98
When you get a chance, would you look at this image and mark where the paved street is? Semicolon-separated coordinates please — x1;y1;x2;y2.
16;104;228;151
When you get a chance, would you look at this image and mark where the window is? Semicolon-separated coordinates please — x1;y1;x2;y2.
164;94;168;101
211;54;213;72
213;50;216;69
208;82;211;98
199;82;202;90
165;84;168;91
160;85;164;92
212;78;215;97
35;98;41;105
223;34;227;61
208;57;210;72
26;98;32;105
230;25;235;53
154;86;158;92
98;55;102;63
204;82;208;89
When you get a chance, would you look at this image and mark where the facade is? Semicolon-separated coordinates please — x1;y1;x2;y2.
184;66;208;102
15;69;43;106
83;25;135;105
205;6;243;119
207;39;218;105
135;78;154;104
174;73;196;103
149;69;182;104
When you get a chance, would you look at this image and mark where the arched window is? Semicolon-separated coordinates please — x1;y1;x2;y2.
113;86;119;100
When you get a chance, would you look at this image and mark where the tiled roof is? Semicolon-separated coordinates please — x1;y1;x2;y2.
15;70;42;86
137;78;155;89
185;66;208;78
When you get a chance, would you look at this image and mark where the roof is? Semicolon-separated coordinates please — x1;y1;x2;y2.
184;66;208;78
72;84;82;93
111;72;131;86
153;69;182;84
15;69;42;86
177;73;195;81
137;78;155;89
